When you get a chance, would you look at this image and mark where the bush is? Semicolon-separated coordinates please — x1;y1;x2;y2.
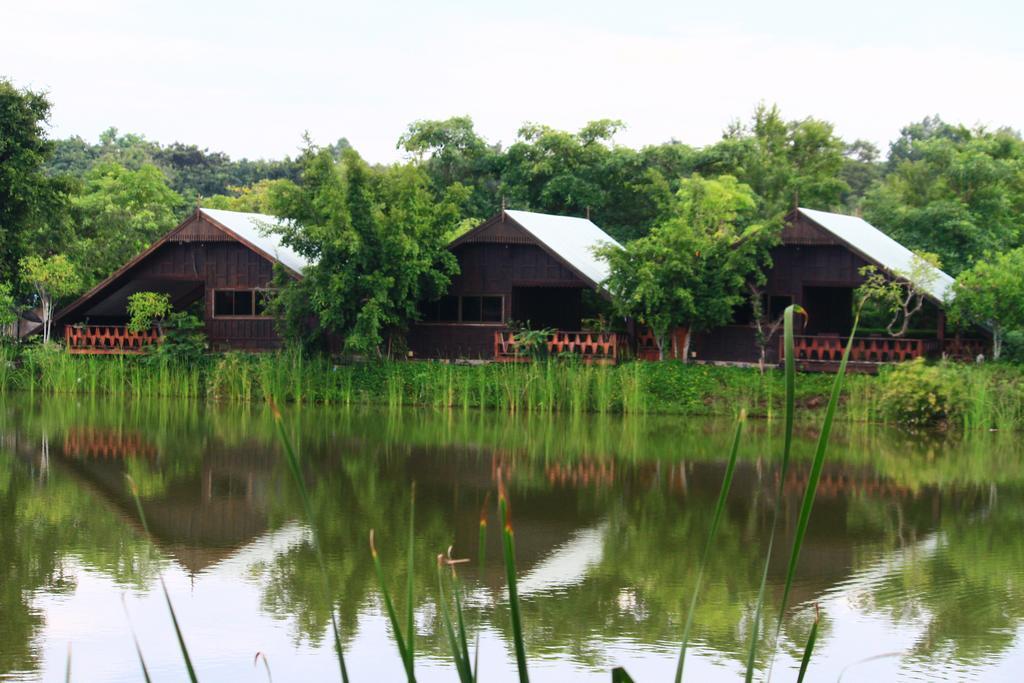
879;359;960;427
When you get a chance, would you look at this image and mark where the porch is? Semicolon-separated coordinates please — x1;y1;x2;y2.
494;330;620;364
784;334;990;372
66;325;162;354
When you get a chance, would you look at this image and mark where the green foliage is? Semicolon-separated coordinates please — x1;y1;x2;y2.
599;175;772;359
201;178;295;213
69;162;184;287
19;254;79;343
855;251;942;337
49;127;302;199
948;247;1024;360
0;79;71;296
0;282;17;331
269;146;464;354
126;292;172;333
864;118;1024;275
879;359;960;427
147;311;207;363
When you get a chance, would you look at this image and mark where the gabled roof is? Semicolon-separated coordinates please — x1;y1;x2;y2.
199;208;309;275
452;210;621;288
54;208;305;325
795;207;955;303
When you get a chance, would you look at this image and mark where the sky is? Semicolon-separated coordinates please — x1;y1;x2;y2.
3;0;1023;164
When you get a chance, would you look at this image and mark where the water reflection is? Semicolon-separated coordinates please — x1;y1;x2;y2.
1;396;1022;681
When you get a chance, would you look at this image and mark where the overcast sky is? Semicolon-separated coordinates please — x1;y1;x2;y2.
4;0;1023;163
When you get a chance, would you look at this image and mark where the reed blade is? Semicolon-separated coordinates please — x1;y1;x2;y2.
126;476;198;683
270;406;349;682
744;305;804;682
674;412;745;683
611;667;636;683
796;607;820;683
406;483;416;666
121;595;153;683
371;529;415;681
770;311;861;677
436;557;473;683
498;476;529;683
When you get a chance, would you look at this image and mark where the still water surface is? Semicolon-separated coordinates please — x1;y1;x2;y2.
1;396;1022;681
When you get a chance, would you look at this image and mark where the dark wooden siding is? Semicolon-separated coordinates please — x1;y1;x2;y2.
693;241;872;363
408;241;589;359
61;216;286;350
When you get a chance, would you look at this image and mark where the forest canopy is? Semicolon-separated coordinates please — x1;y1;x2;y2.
3;76;1024;351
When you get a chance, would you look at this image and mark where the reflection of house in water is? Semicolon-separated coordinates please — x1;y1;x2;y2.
53;428;279;574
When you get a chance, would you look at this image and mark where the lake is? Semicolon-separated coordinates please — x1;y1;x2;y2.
1;395;1022;682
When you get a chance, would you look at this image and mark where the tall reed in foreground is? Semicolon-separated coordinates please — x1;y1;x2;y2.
271;405;350;683
125;475;198;683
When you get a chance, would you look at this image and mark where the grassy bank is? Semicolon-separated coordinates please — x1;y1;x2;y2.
2;345;1023;430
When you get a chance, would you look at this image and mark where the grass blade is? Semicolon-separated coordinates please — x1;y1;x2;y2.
796;606;819;683
436;554;473;682
674;412;745;683
370;529;415;681
612;667;636;683
497;474;529;683
254;652;273;683
769;311;861;677
407;483;416;667
270;406;349;683
126;476;199;683
744;305;804;682
121;595;153;683
475;494;488;681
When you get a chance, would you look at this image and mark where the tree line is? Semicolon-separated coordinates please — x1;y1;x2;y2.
3;77;1024;356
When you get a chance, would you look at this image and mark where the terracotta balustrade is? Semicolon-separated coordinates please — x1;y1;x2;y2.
942;338;989;361
494;330;620;364
65;325;162;354
782;335;925;364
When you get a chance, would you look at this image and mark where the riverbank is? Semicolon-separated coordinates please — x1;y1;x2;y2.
2;345;1023;431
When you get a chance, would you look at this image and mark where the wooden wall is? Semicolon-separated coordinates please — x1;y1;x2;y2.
407;241;588;359
61;215;286;350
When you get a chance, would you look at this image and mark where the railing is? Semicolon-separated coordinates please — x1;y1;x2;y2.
494;330;620;364
65;325;162;354
943;338;989;361
784;335;925;364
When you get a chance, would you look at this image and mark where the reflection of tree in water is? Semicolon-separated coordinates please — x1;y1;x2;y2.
0;446;160;678
865;484;1024;666
2;396;1024;677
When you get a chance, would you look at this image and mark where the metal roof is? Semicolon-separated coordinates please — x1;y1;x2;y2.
504;210;621;287
199;208;310;275
797;207;955;303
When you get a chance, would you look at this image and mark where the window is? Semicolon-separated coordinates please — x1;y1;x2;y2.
768;295;793;320
213;289;272;317
418;295;503;323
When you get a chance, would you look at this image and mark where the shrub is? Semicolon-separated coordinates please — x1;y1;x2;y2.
879;359;960;427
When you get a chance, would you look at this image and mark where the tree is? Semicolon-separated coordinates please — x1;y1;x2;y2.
947;247;1024;361
20;255;79;344
0;282;17;336
69;162;184;287
599;175;772;360
126;292;172;333
201;178;295;213
696;104;849;222
269;146;465;355
855;252;943;337
863;124;1024;275
0;80;72;296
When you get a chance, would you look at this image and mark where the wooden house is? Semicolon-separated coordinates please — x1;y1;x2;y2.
689;207;987;369
407;210;622;361
54;208;306;353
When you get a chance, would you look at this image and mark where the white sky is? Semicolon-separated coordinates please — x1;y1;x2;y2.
3;0;1023;163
